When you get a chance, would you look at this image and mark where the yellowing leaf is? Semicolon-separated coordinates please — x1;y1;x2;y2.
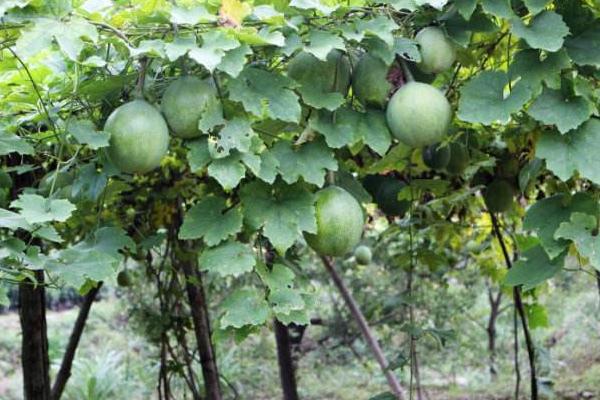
219;0;252;27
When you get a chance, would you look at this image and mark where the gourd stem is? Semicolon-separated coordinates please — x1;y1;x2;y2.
134;57;148;99
399;58;415;83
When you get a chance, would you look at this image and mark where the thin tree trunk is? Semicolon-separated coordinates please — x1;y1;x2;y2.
19;271;51;400
513;305;521;400
50;283;102;400
321;256;406;400
596;270;600;307
274;320;300;400
491;214;537;400
486;287;502;380
407;265;423;400
181;260;222;400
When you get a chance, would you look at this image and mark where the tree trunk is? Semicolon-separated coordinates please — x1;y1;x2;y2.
274;320;300;400
486;287;502;380
50;284;101;400
321;256;406;399
180;259;222;400
19;271;51;400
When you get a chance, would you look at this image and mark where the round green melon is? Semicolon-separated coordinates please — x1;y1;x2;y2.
354;245;372;265
375;178;410;217
38;170;74;197
484;179;514;213
161;76;220;139
446;143;469;175
497;157;519;178
362;174;387;198
416;26;456;74
385;82;452;148
104;100;169;174
305;186;364;257
117;270;132;287
353;53;392;108
422;143;451;170
287;50;351;95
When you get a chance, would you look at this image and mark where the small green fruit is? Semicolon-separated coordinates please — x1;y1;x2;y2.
305;186;364;257
354;245;372;265
287;50;351;95
422;143;451;170
117;270;132;287
386;82;452;148
375;179;410;217
362;174;387;198
446;143;469;175
161;76;220;139
497;157;519;178
484;179;514;213
416;27;456;74
104;100;170;174
352;53;392;109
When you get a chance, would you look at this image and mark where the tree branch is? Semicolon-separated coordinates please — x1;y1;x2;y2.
321;256;406;399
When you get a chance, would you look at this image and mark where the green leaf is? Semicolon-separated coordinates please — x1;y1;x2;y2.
511;11;569;52
198;241;255;277
509;49;570;94
187;138;211;173
454;0;477;19
178;196;243;246
0;209;31;230
11;194;75;224
523;0;550;14
565;23;600;67
129;39;166;58
16;17;98;61
523;193;598;259
481;0;514;18
527;87;592;134
0;133;34;156
240;181;316;253
220;287;270;328
555;212;600;271
67;119;110;149
229;67;301;123
208;154;247;190
310;108;391;155
504;245;565;289
304;31;345;61
189;31;239;72
33;225;62;243
536;119;600;183
289;0;336;15
48;250;116;289
355;16;398;47
525;303;549;329
170;5;216;25
208;117;255;159
78;227;135;257
165;36;196;61
217;44;252;77
458;71;532;125
271;139;338;186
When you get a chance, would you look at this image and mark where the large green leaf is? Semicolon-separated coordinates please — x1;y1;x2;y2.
179;196;243;246
228;67;301;123
555;212;600;271
240;181;316;253
565;23;600;67
527;87;592;134
504;245;565;289
271;139;338;186
523;193;598;259
457;71;531;125
304;31;345;61
510;11;569;52
509;49;570;94
67;119;110;149
189;31;239;72
0;134;34;156
11;194;75;224
220;287;270;328
198;241;255;277
536;119;600;183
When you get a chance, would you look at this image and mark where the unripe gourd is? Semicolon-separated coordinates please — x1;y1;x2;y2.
386;82;452;148
446;143;470;175
352;53;393;109
305;186;364;257
104;100;170;174
422;143;451;170
416;27;456;74
354;245;372;265
483;179;515;213
287;50;351;95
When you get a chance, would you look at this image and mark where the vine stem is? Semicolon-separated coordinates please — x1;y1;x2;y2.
398;58;414;83
321;256;406;400
490;213;538;400
134;57;148;99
